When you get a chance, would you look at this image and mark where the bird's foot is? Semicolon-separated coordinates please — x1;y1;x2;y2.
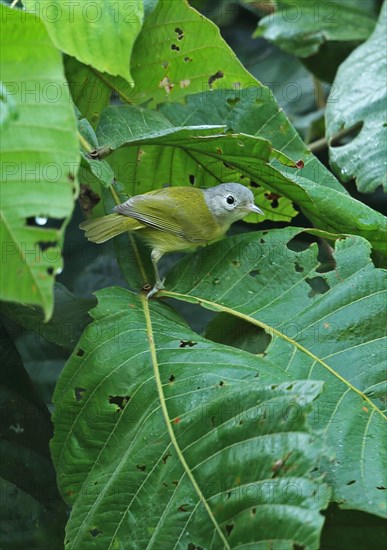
146;278;166;299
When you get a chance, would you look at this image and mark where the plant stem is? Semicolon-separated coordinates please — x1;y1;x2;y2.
309;123;363;154
78;131;94;153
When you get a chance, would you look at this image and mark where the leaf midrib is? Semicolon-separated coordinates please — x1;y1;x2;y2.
141;293;231;549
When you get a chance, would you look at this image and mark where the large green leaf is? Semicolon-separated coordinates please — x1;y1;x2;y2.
0;4;79;319
159;89;343;192
92;99;386;254
325;1;387;193
161;228;387;517
52;287;330;549
254;0;377;58
96;104;300;222
24;0;144;84
129;0;259;105
0;82;17;130
158;91;387;255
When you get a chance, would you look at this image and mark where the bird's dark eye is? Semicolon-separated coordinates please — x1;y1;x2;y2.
226;195;235;205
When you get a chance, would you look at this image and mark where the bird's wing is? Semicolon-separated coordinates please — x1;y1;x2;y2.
113;191;186;237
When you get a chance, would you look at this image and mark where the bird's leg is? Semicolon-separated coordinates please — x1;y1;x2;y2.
147;249;165;299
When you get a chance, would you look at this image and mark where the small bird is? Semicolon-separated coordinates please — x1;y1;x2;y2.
80;183;263;297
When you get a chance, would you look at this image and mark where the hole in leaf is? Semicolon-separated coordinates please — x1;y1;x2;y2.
74;387;86;401
187;545;204;550
109;395;130;410
211;415;216;427
163;452;172;464
205;313;272;355
249;270;260;277
376;486;386;490
38;241;58;252
286;234;315;252
76;348;85;357
250;181;260;188
179;340;197;348
271;199;279;208
330;121;363;147
178;504;189;512
184;56;192;63
136;464;146;471
219;381;224;386
231;259;240;267
227;97;240;107
294;261;304;273
208;70;224;88
171;44;180;51
175;27;184;40
293;544;305;550
169;374;176;382
161;61;169;69
252;507;256;515
26;217;65;229
225;524;234;536
189;174;196;185
47;267;54;275
346;480;357;485
259;238;265;244
90;528;102;537
316;239;337;273
305;276;330;297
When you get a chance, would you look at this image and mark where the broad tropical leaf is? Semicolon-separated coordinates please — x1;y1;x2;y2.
326;1;387;193
254;0;377;58
90;101;386;254
0;4;79;319
130;0;260;105
158;91;387;254
163;227;387;517
52;288;330;549
24;0;144;84
96;104;300;222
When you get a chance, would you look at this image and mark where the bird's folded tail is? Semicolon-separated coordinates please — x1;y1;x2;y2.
79;213;143;243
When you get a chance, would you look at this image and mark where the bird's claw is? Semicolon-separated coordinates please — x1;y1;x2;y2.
146;278;165;299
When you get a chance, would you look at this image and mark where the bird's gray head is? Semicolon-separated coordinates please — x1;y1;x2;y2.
204;183;263;227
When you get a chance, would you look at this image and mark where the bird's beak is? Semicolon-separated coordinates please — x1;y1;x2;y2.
247;203;264;215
